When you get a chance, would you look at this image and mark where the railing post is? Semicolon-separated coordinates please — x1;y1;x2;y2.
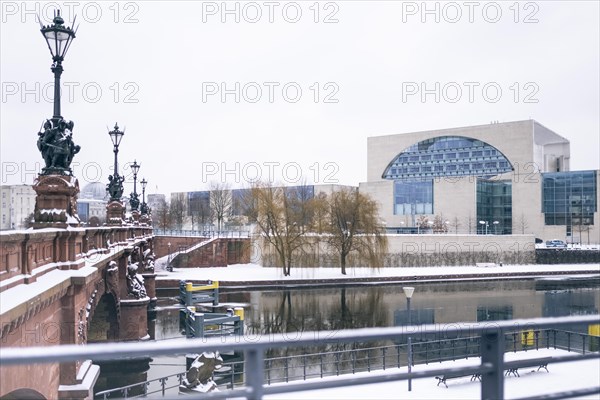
382;347;387;370
303;355;307;380
245;348;264;400
480;328;504;400
195;313;204;338
320;353;324;378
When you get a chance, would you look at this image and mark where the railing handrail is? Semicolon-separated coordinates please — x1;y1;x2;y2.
93;327;600;398
2;315;599;400
2;315;599;365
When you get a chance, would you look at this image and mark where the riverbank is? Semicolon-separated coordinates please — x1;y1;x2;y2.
154;263;600;289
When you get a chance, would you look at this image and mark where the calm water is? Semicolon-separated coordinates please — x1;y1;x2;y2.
93;277;600;397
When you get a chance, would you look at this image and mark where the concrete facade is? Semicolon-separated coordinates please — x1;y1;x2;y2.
360;120;599;244
0;185;36;230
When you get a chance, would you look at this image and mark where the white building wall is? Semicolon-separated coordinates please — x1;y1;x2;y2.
0;185;36;230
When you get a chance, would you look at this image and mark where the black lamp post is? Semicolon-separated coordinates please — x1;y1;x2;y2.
140;178;148;214
37;9;80;175
130;160;141;211
40;10;77;123
107;123;125;201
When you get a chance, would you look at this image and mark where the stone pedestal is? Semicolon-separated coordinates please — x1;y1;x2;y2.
106;200;125;226
142;273;157;308
32;174;80;229
119;297;150;341
139;213;151;226
131;210;140;224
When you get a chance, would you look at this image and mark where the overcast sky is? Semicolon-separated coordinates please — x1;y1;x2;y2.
1;1;598;196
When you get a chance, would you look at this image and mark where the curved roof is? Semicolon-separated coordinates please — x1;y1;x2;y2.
81;182;108;200
382;135;513;180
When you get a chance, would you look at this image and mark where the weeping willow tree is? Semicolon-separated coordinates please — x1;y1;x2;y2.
324;188;388;275
248;182;309;276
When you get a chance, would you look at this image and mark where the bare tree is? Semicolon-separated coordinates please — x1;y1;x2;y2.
153;197;170;230
325;188;388;275
431;214;449;234
190;194;210;231
450;216;461;234
210;182;232;231
465;215;475;234
249;182;308;276
416;215;430;233
518;213;529;234
169;193;186;230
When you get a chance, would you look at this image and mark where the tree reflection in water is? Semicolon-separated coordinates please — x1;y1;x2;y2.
245;287;392;379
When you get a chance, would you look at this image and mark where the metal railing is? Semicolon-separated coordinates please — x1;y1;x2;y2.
154;229;250;238
2;315;599;400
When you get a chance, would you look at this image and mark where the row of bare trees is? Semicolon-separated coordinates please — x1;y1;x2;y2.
247;184;388;276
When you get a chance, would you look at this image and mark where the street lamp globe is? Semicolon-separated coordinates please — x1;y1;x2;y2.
141;178;147;191
109;123;124;148
40;10;77;62
403;286;415;299
131;160;141;177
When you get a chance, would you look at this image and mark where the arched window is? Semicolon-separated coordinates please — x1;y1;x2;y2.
382;136;513;180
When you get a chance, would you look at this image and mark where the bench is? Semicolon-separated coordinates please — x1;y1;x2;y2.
504;357;551;377
435;372;481;388
435;357;551;388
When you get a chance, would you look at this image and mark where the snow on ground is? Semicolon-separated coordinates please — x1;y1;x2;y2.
155;263;599;282
265;349;600;399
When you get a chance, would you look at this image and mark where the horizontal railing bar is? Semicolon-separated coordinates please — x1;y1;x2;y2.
513;386;600;400
262;363;494;395
2;315;598;366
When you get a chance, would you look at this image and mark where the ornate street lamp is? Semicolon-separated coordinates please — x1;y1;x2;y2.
106;123;125;201
37;9;80;175
140;178;149;215
40;10;77;122
129;160;141;211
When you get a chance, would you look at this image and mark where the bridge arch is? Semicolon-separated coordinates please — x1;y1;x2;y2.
1;388;46;399
88;293;119;342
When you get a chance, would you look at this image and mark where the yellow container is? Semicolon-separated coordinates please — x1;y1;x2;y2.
589;324;600;337
234;307;245;321
521;330;534;346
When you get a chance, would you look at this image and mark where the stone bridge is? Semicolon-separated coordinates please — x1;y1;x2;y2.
0;226;155;399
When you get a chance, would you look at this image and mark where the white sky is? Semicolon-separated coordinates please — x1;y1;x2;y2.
1;1;599;196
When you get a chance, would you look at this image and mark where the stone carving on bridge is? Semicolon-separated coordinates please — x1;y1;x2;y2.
37;118;81;176
126;258;147;299
182;352;223;393
142;248;156;273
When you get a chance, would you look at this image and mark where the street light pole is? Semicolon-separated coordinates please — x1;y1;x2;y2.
107;124;125;202
403;286;415;392
129;160;141;212
479;220;489;235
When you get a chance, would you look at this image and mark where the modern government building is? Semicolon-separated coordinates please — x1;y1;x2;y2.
360;120;599;243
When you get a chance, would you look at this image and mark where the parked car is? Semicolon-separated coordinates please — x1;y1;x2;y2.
546;239;567;248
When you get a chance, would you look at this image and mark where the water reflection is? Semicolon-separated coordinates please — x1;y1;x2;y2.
94;278;599;396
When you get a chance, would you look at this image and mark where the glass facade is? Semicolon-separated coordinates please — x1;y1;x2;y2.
393;180;433;215
476;179;512;234
383;136;513;180
188;191;210;216
542;170;597;226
